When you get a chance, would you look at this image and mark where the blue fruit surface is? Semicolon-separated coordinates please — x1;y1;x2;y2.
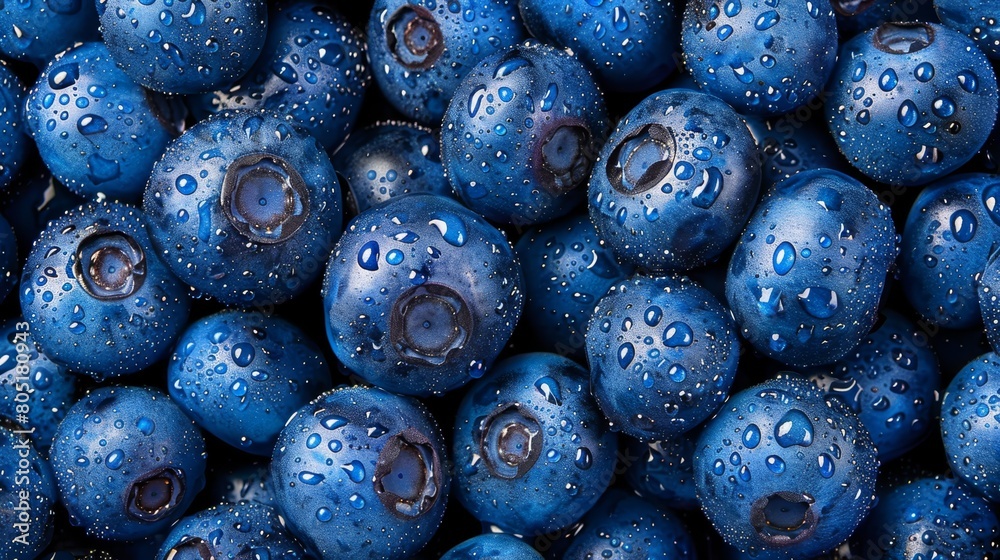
0;423;57;559
935;0;1000;60
155;502;306;560
0;0;100;66
0;60;27;192
440;534;542;560
941;352;1000;502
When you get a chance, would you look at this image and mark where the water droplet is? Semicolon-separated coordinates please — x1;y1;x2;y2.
950;209;977;243
713;459;725;475
358;241;380;271
618;342;635;369
349;493;365;509
879;69;899;91
766;455;786;474
754;10;780;30
772;242;796;275
299;471;325;485
540;83;558;112
316;507;332;522
106;449;124;470
534;376;562;405
575;447;593;470
136;417;155;436
342;460;366;483
612;6;629;31
692;167;724;209
774;409;814;448
663;322;693;347
667;364;687;383
797;287;839;319
321;415;348;430
914;62;934;82
817;453;835;478
231;342;255;367
306;433;322;449
898;100;919;127
644;306;662;327
428;211;467;246
230;379;248;397
743;424;761;449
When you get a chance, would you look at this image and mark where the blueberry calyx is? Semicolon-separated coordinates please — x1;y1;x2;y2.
749;491;817;546
386;5;445;70
164;537;214;560
389;283;473;366
479;404;543;479
126;467;186;522
220;153;310;244
831;0;877;17
538;121;594;196
374;427;443;519
606;123;676;195
74;232;147;301
873;22;935;54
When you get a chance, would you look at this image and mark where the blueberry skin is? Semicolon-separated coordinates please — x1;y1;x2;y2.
190;1;369;151
563;489;695;559
979;250;1000;353
333;122;452;214
835;0;940;38
49;386;207;541
936;0;1000;60
0;423;57;559
587;275;739;441
156;502;306;560
624;431;700;511
168;309;333;456
725;169;897;368
518;0;679;92
0;0;100;67
898;173;1000;329
144;110;343;307
97;0;268;94
0;60;27;192
588;88;761;273
941;352;1000;502
694;376;879;558
440;534;543;560
826;23;999;187
20;202;191;380
681;0;838;116
368;0;527;125
0;318;76;455
854;476;999;560
442;41;610;226
742;112;850;189
514;213;634;361
322;193;523;396
0;213;17;303
24;42;184;202
453;353;618;534
271;386;450;560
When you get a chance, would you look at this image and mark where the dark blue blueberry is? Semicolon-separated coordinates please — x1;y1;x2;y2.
322;193;523;396
271;386;450;559
587;275;739;441
0;213;16;303
144;110;343;307
1;168;85;259
23;42;185;201
453;353;618;534
155;502;306;560
725;169;897;367
333;122;452;214
936;0;1000;60
826;22;998;186
624;430;700;511
0;0;100;66
20;202;191;380
368;0;526;125
694;376;879;558
49;386;207;541
854;476;999;559
97;0;268;94
835;0;940;38
802;309;941;462
440;534;542;560
0;60;27;192
168;309;332;456
514;213;634;361
0;317;76;454
207;461;276;507
979;249;1000;353
190;1;370;151
681;0;838;115
563;489;695;559
899;173;1000;329
519;0;679;92
0;423;57;559
742;112;850;189
588;88;761;273
941;352;1000;502
442;41;610;225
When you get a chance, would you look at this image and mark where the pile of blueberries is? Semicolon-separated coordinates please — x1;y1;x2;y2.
2;0;1000;558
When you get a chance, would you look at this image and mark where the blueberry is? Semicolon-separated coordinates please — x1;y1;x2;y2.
826;22;999;186
853;476;1000;559
0;60;28;192
834;0;941;38
190;1;370;151
271;386;450;559
624;430;700;511
207;461;276;507
514;213;635;361
0;422;57;559
694;376;879;558
20;202;191;380
898;173;1000;329
725;169;897;368
588;88;761;273
442;41;610;225
587;274;739;441
0;317;76;454
681;0;838;115
742;112;850;189
0;0;100;67
49;386;207;541
168;309;332;456
332;122;452;214
97;0;269;94
941;351;1000;502
156;502;306;560
518;0;680;92
563;489;695;559
440;534;543;560
368;0;527;125
0;213;16;303
935;0;1000;60
144;110;343;307
453;353;618;534
322;193;523;396
979;249;1000;353
23;42;185;201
